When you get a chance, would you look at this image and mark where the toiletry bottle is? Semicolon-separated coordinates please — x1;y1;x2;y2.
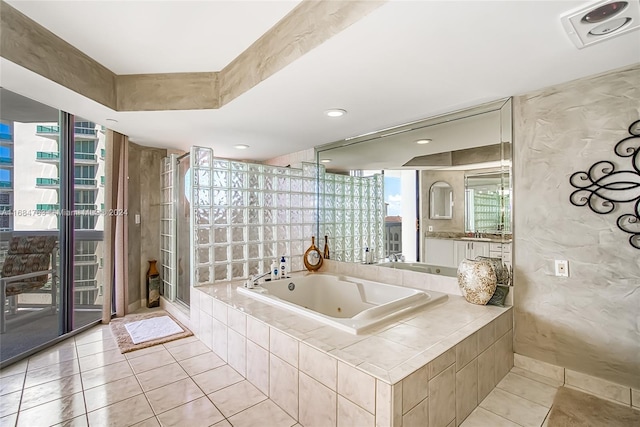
365;247;370;264
270;259;278;281
279;256;286;279
323;235;330;259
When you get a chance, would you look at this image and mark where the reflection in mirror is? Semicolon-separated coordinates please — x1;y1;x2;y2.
315;97;513;274
430;181;453;219
465;171;511;233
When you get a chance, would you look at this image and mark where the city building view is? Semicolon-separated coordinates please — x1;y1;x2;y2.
0;116;105;348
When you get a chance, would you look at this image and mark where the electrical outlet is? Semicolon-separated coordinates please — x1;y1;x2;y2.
428;225;433;232
555;260;569;277
135;214;141;224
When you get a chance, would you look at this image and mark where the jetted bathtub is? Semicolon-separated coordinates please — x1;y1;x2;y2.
237;273;447;334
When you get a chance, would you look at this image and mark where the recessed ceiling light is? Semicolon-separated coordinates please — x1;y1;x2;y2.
234;144;250;150
415;139;432;144
320;159;332;163
105;118;118;123
324;109;347;118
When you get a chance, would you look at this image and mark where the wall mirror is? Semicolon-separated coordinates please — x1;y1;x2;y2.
430;181;453;219
315;97;513;273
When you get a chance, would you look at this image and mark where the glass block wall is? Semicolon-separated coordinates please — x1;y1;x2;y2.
318;172;384;263
188;145;384;286
160;154;178;300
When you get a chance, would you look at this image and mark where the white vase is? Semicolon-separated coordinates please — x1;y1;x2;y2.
457;259;497;305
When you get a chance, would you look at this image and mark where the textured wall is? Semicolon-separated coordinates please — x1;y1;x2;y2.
513;64;640;388
421;170;465;233
127;142;167;310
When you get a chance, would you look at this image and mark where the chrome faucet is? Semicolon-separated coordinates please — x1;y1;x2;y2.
389;253;405;262
245;272;271;289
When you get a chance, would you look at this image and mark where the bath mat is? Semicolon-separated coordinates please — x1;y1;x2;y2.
110;310;193;353
547;386;640;427
124;315;184;344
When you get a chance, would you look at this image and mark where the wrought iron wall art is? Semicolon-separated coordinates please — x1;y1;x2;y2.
570;120;640;250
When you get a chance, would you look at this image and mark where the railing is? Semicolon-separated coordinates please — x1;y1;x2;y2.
0;132;12;141
36;178;97;187
36;152;98;162
0;157;12;164
36;125;97;136
100;149;105;159
0;181;12;188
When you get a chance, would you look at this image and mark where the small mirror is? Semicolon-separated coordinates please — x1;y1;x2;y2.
430;181;453;219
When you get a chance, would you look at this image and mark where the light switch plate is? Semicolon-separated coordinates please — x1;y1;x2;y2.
555;259;569;277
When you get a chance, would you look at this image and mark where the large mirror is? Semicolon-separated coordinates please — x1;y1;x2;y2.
315;97;513;274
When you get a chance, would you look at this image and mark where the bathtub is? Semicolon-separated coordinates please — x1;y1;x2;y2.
377;262;457;277
236;273;447;334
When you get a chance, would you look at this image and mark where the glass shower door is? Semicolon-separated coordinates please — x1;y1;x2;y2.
176;157;190;306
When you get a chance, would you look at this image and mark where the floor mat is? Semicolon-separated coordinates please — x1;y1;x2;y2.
109;310;192;353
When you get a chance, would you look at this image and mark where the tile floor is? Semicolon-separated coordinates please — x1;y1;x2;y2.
1;323;562;427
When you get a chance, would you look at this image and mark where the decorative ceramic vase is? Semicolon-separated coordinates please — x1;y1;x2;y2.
475;256;510;286
457;259;497;305
146;260;161;308
304;236;323;272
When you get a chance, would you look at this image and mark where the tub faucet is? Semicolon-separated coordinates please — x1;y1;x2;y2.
245;272;271;289
389;253;405;262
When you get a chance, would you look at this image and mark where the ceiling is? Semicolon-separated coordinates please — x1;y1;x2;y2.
1;0;639;162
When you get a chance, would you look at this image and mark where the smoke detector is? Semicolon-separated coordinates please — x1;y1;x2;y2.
561;0;640;48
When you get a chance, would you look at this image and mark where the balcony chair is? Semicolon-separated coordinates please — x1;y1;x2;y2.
0;235;57;333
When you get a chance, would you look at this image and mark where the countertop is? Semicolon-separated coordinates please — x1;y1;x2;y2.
426;232;513;243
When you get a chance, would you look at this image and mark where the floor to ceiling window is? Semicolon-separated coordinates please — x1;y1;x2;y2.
0;89;106;365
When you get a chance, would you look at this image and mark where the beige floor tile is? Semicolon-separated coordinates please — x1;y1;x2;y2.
87;394;154;427
208;380;267;417
162;335;200;349
127;349;176;374
78;348;126;372
227;399;296;427
80;360;134;390
125;344;166;360
145;377;204;414
84;375;143;412
178;351;226;376
0;390;21;418
460;407;521;427
16;391;86;427
0;413;18;427
27;345;78;370
0;372;25;396
131;416;160;427
20;374;83;411
156;396;225;426
211;420;232;427
192;364;243;394
54;414;88;426
0;359;27;378
74;326;112;346
480;388;549;427
166;340;210;361
510;366;564;387
497;372;559;408
136;362;188;392
24;359;79;389
76;339;118;358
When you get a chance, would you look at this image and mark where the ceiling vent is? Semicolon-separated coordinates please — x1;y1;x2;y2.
561;0;640;48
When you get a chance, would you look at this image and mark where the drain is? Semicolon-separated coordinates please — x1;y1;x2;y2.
288;282;295;291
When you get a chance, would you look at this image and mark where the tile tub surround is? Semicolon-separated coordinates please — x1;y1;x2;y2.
190;275;514;426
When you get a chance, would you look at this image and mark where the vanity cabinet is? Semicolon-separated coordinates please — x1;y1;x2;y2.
454;240;490;265
490;242;512;267
424;238;456;268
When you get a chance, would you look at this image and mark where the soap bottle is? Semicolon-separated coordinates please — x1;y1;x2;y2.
279;256;286;279
364;247;370;264
270;259;278;281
